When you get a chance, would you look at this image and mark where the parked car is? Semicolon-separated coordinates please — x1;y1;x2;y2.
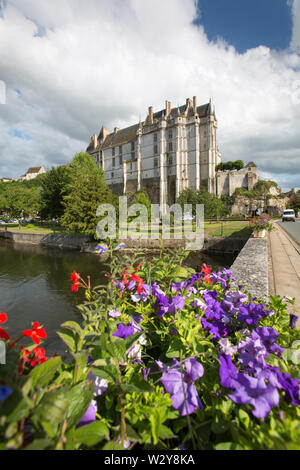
282;209;296;222
0;220;6;224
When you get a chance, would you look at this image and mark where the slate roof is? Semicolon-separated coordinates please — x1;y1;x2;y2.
89;102;211;152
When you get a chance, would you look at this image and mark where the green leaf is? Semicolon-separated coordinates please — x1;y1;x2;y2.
159;424;176;439
107;341;126;363
150;409;161;445
166;337;184;358
73;421;109;447
1;392;31;422
92;365;118;383
121;376;153;393
34;389;69;432
30;356;62;388
57;329;78;353
238;409;250;429
123;332;143;354
65;380;94;429
60;321;83;337
215;442;243;450
102;441;125;450
169;266;191;280
24;439;53;450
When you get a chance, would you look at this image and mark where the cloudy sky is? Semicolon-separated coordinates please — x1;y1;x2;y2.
0;0;299;191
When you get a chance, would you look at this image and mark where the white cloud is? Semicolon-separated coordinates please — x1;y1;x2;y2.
0;0;299;190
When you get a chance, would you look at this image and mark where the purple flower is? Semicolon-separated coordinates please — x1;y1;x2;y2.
154;293;185;318
0;386;13;402
77;400;97;427
251;327;284;357
113;323;135;339
108;309;122;318
289;314;298;330
237;302;266;326
141;367;151;381
228;373;280;419
201;317;230;340
237;336;268;371
219;354;238;389
160;357;204;416
190;298;206;310
275;369;300;406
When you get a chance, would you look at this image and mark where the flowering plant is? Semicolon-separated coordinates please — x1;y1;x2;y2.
249;214;276;232
0;249;299;450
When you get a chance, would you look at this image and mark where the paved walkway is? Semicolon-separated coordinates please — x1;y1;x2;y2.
268;224;300;328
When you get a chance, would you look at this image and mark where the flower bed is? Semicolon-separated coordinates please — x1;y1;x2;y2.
0;249;299;450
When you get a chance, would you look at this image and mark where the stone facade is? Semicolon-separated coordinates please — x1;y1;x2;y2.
216;162;258;197
87;97;221;210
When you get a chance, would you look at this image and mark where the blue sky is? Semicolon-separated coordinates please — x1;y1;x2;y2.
195;0;293;53
0;0;299;191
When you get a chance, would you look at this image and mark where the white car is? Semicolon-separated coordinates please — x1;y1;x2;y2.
282;209;296;222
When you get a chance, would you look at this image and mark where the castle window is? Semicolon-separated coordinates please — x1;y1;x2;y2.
111;171;114;178
131;151;136;161
154;144;158;155
154;133;158;142
119;155;123;165
119;145;122;155
168;155;173;165
154;157;158;168
112;147;115;156
112;157;115;167
168;141;173;152
131;141;135;151
168;130;173;139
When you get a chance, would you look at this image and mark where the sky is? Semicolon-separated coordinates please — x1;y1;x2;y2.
0;0;300;191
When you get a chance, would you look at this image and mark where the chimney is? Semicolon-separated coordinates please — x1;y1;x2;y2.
92;134;98;150
99;126;110;142
114;127;120;134
165;100;171;118
193;96;197;113
148;106;154;125
186;98;192;108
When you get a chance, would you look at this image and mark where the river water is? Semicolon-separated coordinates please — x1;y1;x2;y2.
0;239;236;356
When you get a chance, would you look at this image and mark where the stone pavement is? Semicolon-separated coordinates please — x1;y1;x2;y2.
268;224;300;328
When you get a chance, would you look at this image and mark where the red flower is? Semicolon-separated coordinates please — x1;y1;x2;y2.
201;263;212;285
70;271;81;292
130;274;145;294
30;347;48;367
18;346;31;375
70;271;80;282
0;312;10;341
22;322;47;345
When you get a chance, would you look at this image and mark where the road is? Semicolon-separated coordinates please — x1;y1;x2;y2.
277;219;300;247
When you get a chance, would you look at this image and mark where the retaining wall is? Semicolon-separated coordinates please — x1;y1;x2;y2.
230;236;268;301
0;230;90;249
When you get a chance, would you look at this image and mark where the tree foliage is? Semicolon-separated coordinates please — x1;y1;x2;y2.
177;188;224;219
216;160;244;171
60;153;117;237
40;165;70;220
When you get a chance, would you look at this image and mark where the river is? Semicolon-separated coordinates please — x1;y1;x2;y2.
0;239;236;356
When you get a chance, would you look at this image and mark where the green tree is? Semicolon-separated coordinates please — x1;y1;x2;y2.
0;182;41;220
60;153;117;237
177;188;224;219
40;165;70;220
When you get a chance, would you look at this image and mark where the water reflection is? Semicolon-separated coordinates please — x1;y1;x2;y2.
0;240;236;356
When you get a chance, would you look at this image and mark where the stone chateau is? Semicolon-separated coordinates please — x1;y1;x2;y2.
87;97;256;207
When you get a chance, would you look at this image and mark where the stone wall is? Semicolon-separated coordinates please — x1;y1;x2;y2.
0;230;90;249
230;237;269;301
230;195;287;217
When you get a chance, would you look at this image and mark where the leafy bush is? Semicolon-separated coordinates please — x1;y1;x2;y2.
0;249;299;450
